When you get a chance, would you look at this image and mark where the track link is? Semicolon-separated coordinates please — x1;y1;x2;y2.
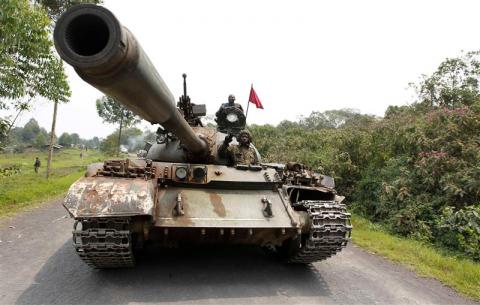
73;217;135;268
288;200;352;263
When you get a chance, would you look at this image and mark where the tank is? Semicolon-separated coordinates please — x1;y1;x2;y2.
54;4;352;268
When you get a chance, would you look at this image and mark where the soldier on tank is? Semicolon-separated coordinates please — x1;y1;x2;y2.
216;94;244;117
219;130;258;166
215;94;247;135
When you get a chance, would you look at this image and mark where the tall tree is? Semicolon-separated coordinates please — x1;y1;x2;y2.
96;96;140;156
22;118;41;142
412;50;480;109
0;0;68;150
0;0;70;105
0;0;72;177
70;133;80;145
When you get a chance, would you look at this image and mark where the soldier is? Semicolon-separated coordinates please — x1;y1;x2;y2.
216;94;244;116
227;94;235;106
219;130;259;166
34;157;41;173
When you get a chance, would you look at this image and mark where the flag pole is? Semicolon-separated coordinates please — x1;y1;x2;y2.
245;84;252;123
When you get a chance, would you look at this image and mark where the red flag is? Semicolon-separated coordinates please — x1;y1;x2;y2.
248;85;264;109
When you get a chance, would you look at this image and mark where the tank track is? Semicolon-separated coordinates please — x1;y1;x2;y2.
72;217;135;268
288;200;352;263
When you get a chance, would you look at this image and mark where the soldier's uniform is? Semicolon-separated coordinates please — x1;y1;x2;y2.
34;158;41;173
226;144;258;165
219;129;259;166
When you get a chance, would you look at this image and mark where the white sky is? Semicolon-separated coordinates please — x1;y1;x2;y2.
11;0;480;139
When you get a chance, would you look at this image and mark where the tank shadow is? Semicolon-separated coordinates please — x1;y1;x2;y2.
15;242;331;304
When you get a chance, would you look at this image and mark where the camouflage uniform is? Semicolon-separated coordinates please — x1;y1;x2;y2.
226;144;258;165
34;157;41;173
219;130;258;166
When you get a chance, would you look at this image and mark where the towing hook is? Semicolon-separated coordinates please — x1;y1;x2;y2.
262;197;273;218
174;193;185;216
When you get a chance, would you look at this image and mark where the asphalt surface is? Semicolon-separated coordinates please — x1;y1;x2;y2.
0;200;478;305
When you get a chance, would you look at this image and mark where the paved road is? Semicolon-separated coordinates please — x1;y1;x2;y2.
0;200;477;305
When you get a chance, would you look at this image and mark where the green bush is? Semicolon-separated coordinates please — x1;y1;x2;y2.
437;206;480;260
250;51;480;259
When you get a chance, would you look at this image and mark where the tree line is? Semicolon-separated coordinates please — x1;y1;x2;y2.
6;118;101;151
5;115;156;156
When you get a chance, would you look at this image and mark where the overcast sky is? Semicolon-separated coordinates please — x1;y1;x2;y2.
11;0;480;139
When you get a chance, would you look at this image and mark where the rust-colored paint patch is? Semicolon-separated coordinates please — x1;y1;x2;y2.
210;193;226;217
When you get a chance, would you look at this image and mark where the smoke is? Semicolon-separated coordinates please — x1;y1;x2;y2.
125;129;156;152
127;134;144;152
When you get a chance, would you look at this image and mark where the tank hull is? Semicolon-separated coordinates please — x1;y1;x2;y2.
64;160;351;268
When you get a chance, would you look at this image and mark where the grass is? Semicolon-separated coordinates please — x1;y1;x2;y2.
352;214;480;301
0;149;106;217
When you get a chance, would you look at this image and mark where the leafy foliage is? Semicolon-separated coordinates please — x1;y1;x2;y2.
0;0;70;105
438;206;480;260
251;51;480;260
0;0;74;150
96;95;141;155
96;96;141;127
413;51;480;109
35;0;103;20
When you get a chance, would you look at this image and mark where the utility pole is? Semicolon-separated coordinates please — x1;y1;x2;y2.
46;100;58;179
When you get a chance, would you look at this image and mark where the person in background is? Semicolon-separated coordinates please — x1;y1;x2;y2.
34;157;41;173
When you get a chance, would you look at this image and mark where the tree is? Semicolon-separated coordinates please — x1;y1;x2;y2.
85;136;100;149
0;0;70;106
35;0;103;21
1;0;62;148
96;96;141;156
0;0;73;179
21;118;41;143
100;128;142;155
70;133;80;145
412;50;480;109
34;132;47;148
58;132;72;147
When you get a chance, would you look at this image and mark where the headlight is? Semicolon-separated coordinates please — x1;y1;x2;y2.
175;167;188;180
226;113;238;123
192;167;206;179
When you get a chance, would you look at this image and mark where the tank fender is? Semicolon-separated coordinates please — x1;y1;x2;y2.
63;177;156;218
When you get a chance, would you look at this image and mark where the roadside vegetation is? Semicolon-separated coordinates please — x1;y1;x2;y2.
0;149;105;217
251;51;480;262
352;215;480;300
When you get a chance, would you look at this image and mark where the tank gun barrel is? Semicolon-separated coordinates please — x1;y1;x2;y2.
53;4;207;154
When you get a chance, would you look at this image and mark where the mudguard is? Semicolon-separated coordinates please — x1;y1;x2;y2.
63;176;155;218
